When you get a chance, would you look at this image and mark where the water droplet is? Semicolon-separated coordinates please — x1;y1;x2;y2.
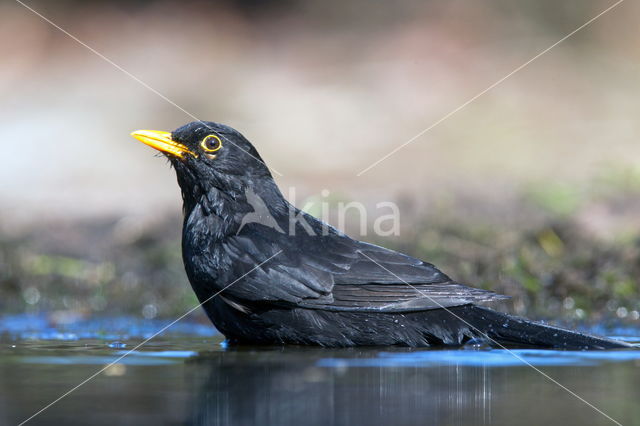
22;287;40;305
108;341;126;349
616;307;628;318
464;338;490;350
563;297;575;310
142;304;158;319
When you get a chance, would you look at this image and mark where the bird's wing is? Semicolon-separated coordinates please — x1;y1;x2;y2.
298;239;508;312
216;222;507;312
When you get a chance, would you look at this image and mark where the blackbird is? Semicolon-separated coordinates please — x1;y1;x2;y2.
131;121;630;349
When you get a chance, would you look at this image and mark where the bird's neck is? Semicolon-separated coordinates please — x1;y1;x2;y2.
181;178;289;237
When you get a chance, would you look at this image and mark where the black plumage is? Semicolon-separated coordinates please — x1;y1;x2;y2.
132;121;630;349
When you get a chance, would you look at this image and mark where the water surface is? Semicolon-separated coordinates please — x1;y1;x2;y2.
1;315;639;426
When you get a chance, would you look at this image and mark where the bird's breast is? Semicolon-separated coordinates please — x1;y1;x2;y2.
181;207;231;287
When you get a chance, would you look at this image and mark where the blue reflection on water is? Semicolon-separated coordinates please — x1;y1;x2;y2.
18;350;198;366
116;350;198;358
0;313;218;340
19;356;178;365
318;348;640;368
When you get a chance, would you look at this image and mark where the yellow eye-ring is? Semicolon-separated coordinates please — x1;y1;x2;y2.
201;134;222;152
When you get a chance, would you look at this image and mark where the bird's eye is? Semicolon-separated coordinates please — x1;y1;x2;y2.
201;135;222;153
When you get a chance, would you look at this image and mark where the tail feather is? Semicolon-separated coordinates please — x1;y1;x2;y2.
457;305;632;350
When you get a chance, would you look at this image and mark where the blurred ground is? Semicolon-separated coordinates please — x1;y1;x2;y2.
1;0;639;324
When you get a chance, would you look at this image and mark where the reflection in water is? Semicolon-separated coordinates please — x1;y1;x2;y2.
185;345;640;426
187;348;496;426
1;323;638;426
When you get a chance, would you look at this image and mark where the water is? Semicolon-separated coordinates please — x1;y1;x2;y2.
1;315;639;426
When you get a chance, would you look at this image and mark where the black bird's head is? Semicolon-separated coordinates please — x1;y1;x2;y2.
131;121;284;216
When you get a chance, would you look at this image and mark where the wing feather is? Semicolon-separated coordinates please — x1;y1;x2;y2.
212;212;507;311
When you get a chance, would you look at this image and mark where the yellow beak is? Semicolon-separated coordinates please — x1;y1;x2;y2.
130;130;195;158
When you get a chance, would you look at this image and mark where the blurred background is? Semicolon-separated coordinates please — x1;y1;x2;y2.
1;0;639;326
